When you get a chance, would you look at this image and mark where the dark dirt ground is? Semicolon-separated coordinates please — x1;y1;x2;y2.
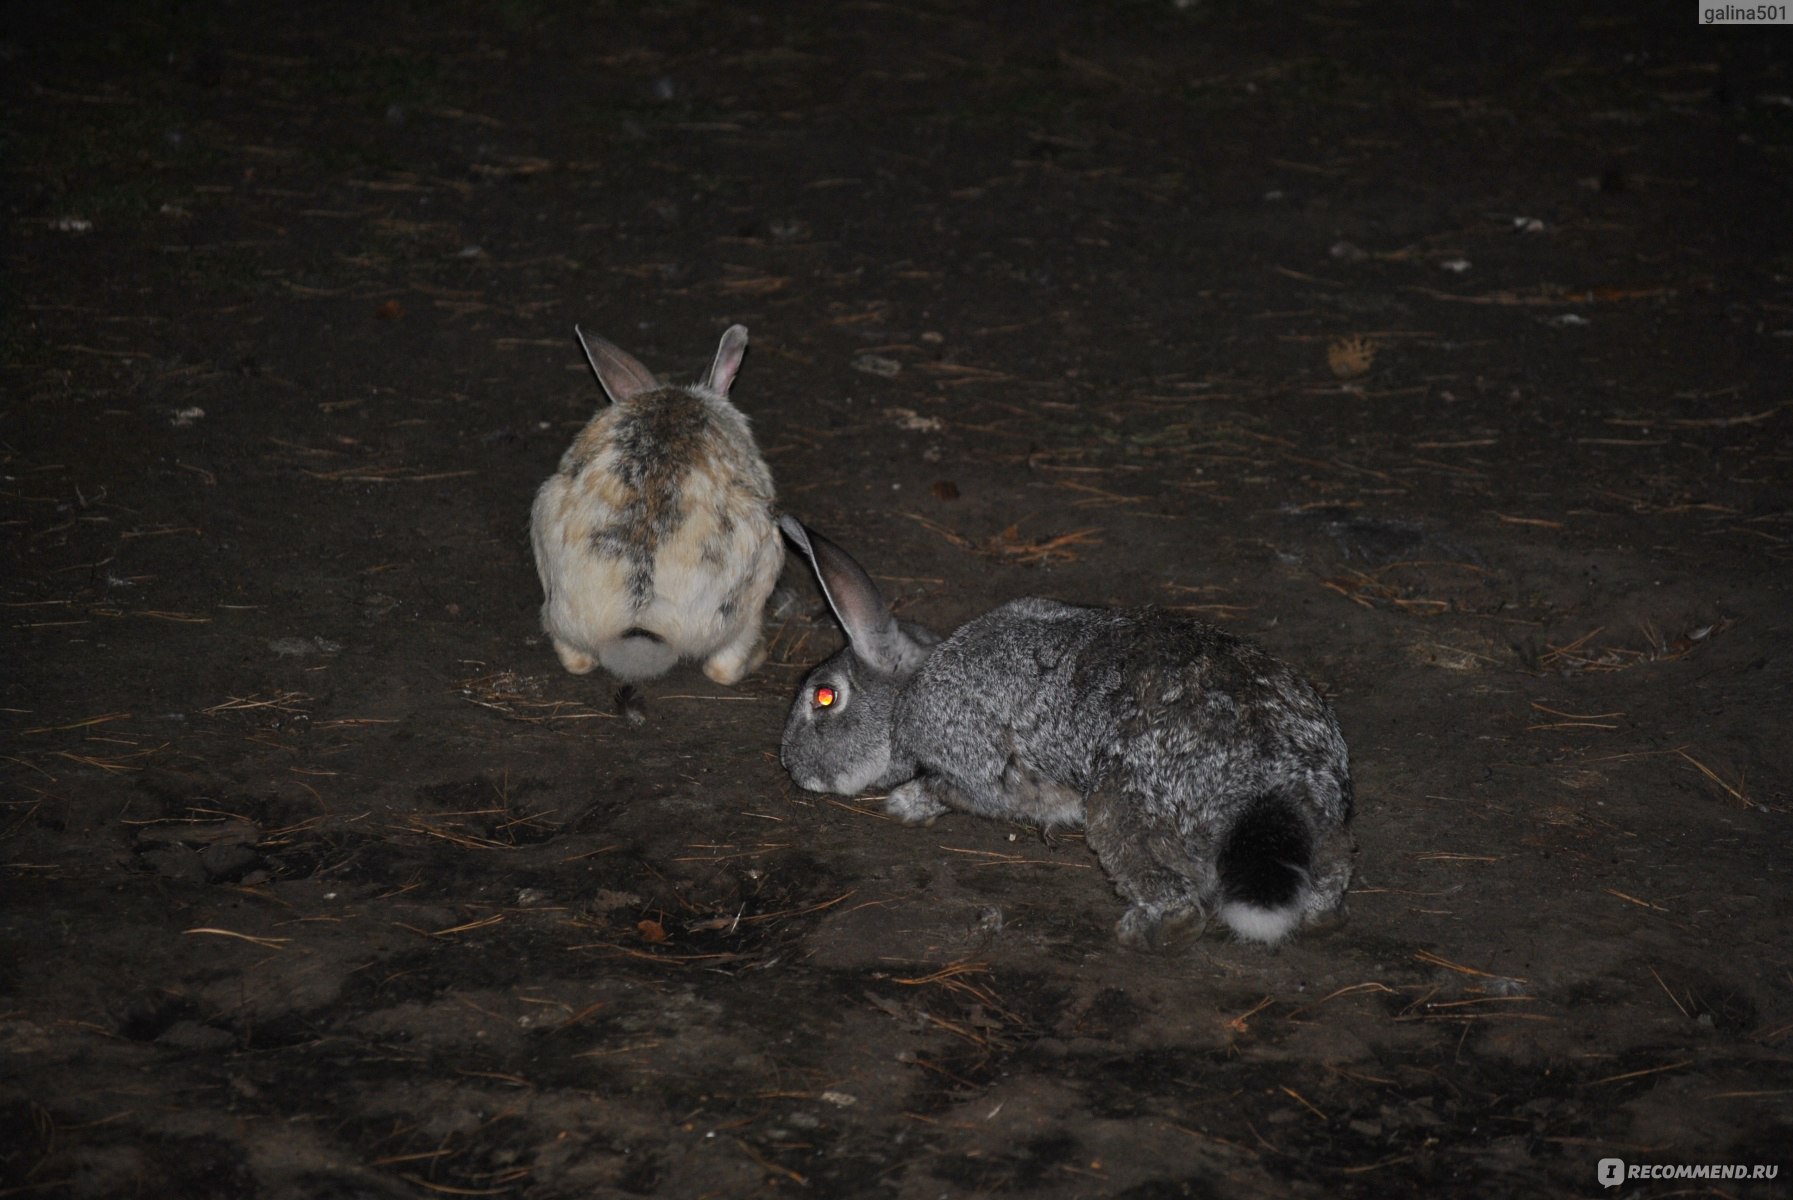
3;1;1792;1197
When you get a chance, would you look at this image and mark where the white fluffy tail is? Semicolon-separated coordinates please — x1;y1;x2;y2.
598;632;680;682
1215;787;1314;944
1217;900;1302;945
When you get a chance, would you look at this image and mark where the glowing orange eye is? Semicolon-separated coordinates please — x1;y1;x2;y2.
814;686;836;708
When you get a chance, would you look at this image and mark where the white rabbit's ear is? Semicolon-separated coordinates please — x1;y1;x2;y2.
575;327;658;404
704;324;749;397
780;516;929;675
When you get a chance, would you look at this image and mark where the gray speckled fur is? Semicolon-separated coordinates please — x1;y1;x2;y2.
779;520;1354;949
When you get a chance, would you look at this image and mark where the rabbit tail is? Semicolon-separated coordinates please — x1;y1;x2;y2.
1215;786;1317;944
598;628;681;682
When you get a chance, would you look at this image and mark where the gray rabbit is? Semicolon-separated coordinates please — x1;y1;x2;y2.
530;326;782;685
777;517;1354;948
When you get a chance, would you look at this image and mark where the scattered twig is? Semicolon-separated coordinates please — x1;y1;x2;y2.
184;927;289;949
1609;889;1669;913
733;1137;808;1186
1676;748;1749;806
1412;284;1675;306
455;671;613;724
19;712;132;735
1588;1060;1693;1087
1286;982;1395;1020
940;846;1092;870
203;692;310;715
901;513;1100;565
1413;949;1527;984
1223;995;1275;1035
1648;966;1692;1019
1280;1086;1328;1121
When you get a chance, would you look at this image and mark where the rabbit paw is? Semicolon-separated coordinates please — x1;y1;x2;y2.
552;638;597;675
886;780;950;826
1300;900;1349;936
1115;903;1208;953
702;640;766;686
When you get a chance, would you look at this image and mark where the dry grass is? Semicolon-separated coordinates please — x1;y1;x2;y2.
1321;560;1489;615
1535;621;1725;674
454;670;614;724
903;513;1101;566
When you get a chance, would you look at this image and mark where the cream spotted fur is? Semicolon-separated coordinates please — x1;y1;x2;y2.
530;325;781;685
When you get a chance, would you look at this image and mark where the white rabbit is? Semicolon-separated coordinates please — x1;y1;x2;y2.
530;326;782;685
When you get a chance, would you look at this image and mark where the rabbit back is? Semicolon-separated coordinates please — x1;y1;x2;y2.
893;602;1352;944
889;598;1114;826
531;328;781;684
1087;609;1351;944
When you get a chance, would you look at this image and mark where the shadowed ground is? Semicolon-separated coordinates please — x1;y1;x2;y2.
2;1;1790;1196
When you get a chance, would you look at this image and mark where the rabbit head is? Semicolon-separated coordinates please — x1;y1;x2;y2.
778;516;939;795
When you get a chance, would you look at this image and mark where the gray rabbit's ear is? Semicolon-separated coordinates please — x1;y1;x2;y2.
704;324;749;397
779;516;929;674
575;327;658;404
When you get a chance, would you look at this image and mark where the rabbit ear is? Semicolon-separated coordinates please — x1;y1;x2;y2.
704;324;749;397
575;327;658;405
780;516;929;675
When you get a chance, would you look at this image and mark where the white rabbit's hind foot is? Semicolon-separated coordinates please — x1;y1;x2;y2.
552;638;598;675
702;632;767;686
